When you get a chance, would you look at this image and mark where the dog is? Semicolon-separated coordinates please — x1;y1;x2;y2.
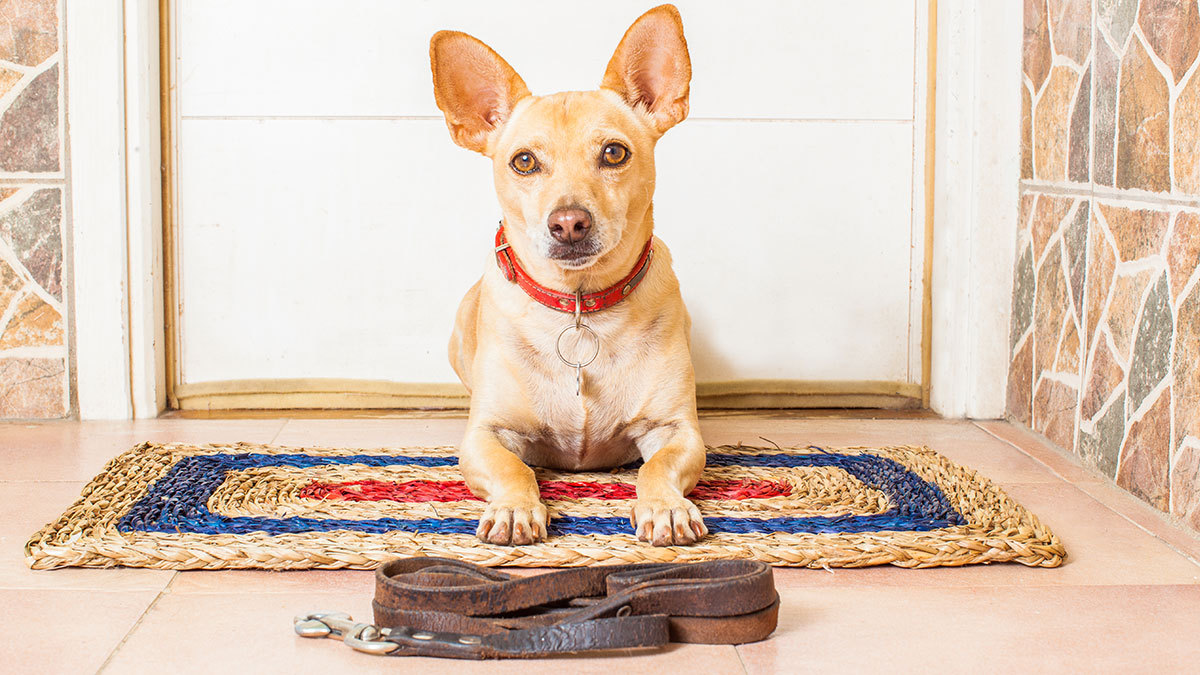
430;4;706;547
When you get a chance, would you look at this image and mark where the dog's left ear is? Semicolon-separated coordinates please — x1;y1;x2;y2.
601;4;691;135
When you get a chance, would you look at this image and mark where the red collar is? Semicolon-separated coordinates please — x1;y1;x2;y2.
494;225;654;314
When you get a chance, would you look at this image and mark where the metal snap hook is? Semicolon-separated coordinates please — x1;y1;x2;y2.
294;611;399;656
344;624;401;655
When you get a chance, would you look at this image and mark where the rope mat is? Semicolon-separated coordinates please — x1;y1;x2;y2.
25;442;1066;570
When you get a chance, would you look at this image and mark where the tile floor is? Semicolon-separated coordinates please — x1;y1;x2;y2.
3;416;1199;673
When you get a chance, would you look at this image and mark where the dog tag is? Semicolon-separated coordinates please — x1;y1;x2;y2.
556;289;598;397
556;325;597;397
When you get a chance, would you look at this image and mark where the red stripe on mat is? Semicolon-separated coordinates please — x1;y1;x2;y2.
298;478;792;503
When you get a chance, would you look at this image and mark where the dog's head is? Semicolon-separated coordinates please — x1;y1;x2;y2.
430;5;690;276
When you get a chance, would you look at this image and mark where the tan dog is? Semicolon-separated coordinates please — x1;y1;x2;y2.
430;4;706;547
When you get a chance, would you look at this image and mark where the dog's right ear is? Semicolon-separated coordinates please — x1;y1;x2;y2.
430;31;531;155
601;4;691;135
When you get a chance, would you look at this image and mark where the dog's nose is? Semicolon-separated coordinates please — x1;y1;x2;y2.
547;208;592;244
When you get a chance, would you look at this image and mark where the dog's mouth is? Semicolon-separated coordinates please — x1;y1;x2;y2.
546;239;603;267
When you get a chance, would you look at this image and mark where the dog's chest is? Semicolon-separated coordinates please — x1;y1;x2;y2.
506;311;660;469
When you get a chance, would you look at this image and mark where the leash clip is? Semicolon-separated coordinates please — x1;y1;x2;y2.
294;611;399;656
295;611;491;658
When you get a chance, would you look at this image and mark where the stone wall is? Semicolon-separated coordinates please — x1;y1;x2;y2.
1011;0;1200;531
0;0;68;418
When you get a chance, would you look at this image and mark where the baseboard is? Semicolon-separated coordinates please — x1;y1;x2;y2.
172;378;924;411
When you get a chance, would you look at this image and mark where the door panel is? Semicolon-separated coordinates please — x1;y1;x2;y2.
169;0;928;405
178;0;916;120
656;121;916;382
177;118;492;383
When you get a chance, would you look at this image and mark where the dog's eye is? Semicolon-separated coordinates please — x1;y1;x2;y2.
601;143;630;167
510;152;539;175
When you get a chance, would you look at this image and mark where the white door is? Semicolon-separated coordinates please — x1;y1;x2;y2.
167;0;928;408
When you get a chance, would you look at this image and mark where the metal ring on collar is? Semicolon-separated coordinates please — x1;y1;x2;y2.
555;323;599;368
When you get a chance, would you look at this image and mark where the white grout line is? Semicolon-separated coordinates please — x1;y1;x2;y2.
1125;370;1173;427
732;644;750;674
95;576;176;674
0;58;33;74
0;345;68;359
0;54;58;117
268;419;290;444
1022;179;1200;208
1013;324;1033;359
1177;260;1200;308
0;176;65;184
1091;203;1123;264
0;189;69;315
1087;0;1096;189
0;285;30;333
1114;254;1167;277
1102;320;1128;370
1049;52;1086;77
1079;381;1125;435
1039;370;1082;389
1032;201;1075;273
0;185;35;217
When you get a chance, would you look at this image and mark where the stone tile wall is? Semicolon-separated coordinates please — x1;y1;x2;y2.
0;0;68;418
1013;0;1200;532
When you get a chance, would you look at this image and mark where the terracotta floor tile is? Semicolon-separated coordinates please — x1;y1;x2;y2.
2;588;161;674
271;418;466;448
889;437;1062;483
103;590;746;675
0;419;288;481
699;418;997;447
701;419;1062;484
1069;478;1200;565
974;419;1098;483
5;416;1200;673
0;481;175;591
737;585;1200;672
768;481;1200;589
169;568;375;595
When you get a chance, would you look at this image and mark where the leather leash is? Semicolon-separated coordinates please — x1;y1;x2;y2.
295;557;779;659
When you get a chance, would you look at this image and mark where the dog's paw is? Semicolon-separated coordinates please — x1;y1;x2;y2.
631;496;707;546
476;501;549;546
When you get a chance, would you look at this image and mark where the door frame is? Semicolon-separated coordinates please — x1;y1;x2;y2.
69;0;1018;419
67;0;165;420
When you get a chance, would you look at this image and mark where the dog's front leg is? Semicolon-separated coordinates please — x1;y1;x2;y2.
632;426;708;546
459;425;548;545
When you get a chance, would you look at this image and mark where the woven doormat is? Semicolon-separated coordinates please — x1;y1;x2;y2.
25;442;1065;570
